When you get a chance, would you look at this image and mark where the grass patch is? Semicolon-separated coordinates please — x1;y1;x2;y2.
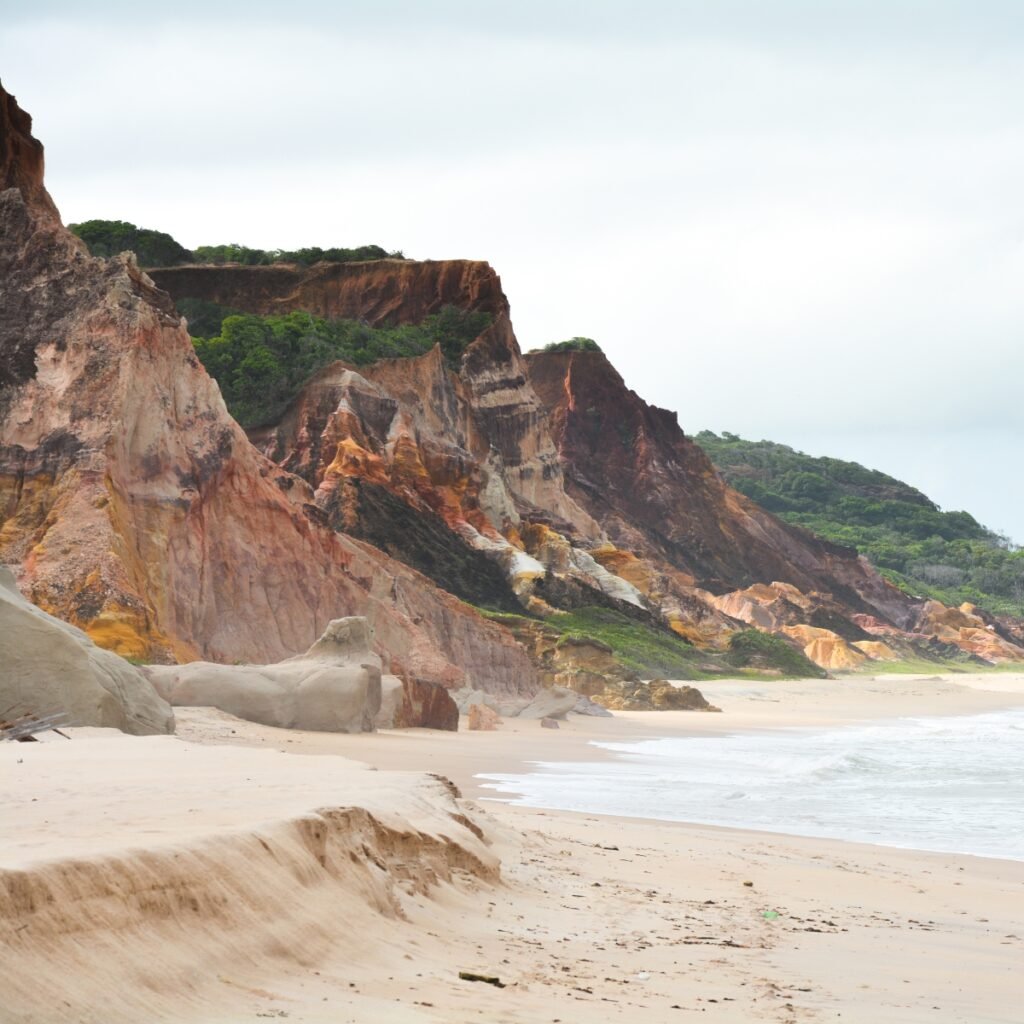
725;629;828;679
550;607;710;679
478;609;853;681
481;605;713;680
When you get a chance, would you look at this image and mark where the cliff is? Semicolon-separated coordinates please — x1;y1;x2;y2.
148;259;508;325
9;79;1020;679
524;348;917;623
0;82;537;699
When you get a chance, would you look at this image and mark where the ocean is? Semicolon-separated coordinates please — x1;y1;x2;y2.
477;708;1024;861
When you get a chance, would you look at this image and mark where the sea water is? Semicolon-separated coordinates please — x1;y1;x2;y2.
477;708;1024;861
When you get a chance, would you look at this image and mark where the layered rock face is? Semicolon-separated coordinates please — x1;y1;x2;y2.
525;349;920;626
149;258;508;326
0;568;174;735
249;306;608;610
0;84;537;702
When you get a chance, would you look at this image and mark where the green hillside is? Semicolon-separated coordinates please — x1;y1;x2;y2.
694;431;1024;617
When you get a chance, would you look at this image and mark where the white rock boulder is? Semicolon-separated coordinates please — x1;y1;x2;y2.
146;617;382;733
0;568;174;735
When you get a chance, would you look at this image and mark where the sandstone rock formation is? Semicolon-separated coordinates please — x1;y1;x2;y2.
913;601;1024;664
391;675;460;731
467;702;501;730
0;83;538;708
249;318;607;611
516;686;580;720
853;640;899;661
781;624;868;672
376;675;405;730
0;567;174;735
592;679;721;712
145;617;382;732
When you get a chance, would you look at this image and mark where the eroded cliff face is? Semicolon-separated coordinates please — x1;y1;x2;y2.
0;84;537;698
248;305;613;612
525;349;920;622
149;259;508;325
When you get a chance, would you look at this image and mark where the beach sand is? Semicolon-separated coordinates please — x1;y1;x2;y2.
3;672;1023;1023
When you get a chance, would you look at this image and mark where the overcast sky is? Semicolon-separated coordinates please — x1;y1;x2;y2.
4;1;1022;541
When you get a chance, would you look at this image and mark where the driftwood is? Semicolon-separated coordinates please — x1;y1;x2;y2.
0;705;71;742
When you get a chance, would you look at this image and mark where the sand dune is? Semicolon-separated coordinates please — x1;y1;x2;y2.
0;736;495;1023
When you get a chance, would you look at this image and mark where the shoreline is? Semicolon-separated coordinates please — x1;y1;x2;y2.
5;671;1024;1022
177;670;1024;798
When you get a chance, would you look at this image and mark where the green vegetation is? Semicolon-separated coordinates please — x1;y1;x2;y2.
725;629;828;678
547;607;705;678
192;307;491;427
531;337;602;354
175;298;242;338
695;431;1024;616
483;605;710;680
69;219;192;266
480;605;834;680
69;219;403;268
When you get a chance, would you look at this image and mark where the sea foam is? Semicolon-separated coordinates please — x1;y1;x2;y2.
478;708;1024;860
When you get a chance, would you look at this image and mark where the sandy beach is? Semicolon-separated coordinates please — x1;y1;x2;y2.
4;672;1024;1023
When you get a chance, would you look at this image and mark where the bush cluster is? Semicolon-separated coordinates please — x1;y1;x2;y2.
69;219;192;267
534;337;602;354
192;306;491;428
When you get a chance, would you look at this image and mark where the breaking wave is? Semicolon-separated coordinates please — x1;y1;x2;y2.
478;708;1024;860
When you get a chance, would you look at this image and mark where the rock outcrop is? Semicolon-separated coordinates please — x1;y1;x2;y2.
781;624;868;671
249;318;607;611
0;567;174;735
592;679;721;712
146;616;382;732
913;601;1024;664
0;83;538;706
467;702;502;730
389;675;459;731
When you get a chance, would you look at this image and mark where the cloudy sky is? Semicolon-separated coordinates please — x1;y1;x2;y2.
5;1;1022;540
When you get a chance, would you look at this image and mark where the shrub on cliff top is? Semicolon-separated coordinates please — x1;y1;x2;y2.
535;337;602;354
190;243;405;266
69;219;193;267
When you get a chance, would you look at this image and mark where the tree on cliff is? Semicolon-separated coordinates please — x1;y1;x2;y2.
532;337;602;353
69;219;193;266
